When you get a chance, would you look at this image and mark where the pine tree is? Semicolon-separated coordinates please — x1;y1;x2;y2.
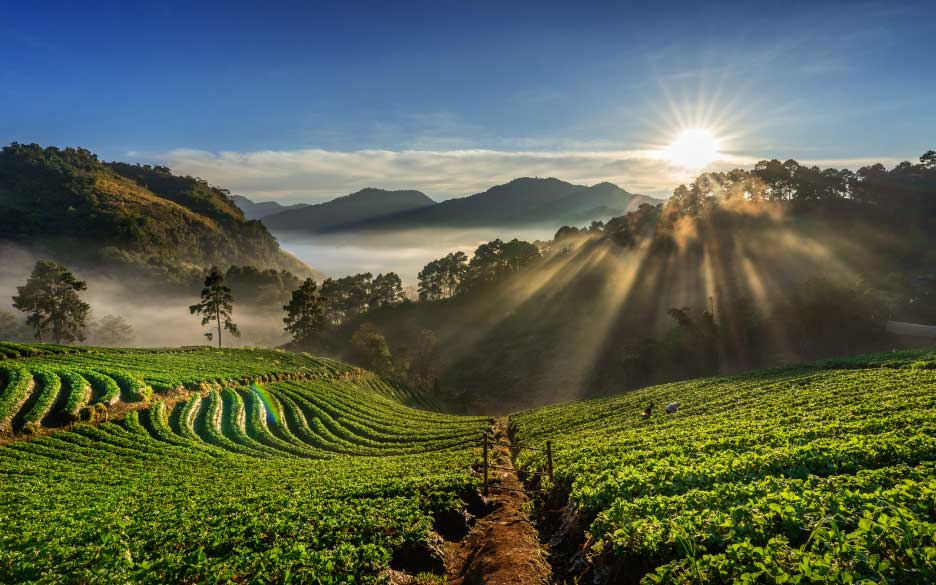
189;267;240;348
283;278;326;344
12;260;90;344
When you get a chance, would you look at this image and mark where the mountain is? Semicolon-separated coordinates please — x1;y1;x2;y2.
231;195;310;220
0;143;315;280
276;178;660;235
261;188;436;233
525;181;660;225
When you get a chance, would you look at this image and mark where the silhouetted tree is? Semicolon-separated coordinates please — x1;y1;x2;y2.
190;267;239;348
283;278;326;344
418;251;468;301
321;273;373;325
12;260;90;344
370;272;405;308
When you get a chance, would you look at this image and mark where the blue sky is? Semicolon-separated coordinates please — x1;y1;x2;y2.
2;0;934;201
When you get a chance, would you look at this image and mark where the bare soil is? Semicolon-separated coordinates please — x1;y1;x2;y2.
446;417;552;585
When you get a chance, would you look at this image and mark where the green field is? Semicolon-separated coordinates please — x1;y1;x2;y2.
2;346;935;583
0;345;490;583
512;351;936;583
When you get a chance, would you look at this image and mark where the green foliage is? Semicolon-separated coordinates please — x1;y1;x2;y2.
512;349;936;583
11;260;90;344
0;346;490;583
282;278;327;344
0;142;311;280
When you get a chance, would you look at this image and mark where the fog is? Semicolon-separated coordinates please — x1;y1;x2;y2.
276;225;558;283
0;243;289;348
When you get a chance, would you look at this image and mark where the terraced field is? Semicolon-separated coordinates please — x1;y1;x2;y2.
4;345;936;583
0;345;490;583
512;350;936;583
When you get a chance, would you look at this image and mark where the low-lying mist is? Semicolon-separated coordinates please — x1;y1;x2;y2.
0;243;289;348
275;225;559;283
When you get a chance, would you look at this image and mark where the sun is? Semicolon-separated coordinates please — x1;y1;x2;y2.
666;128;721;169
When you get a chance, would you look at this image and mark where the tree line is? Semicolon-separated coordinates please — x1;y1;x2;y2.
1;260;409;349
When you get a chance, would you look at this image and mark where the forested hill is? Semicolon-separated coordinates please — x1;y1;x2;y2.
311;151;936;413
0;143;313;280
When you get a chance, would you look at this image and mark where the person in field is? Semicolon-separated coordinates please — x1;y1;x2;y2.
666;402;679;414
642;402;653;418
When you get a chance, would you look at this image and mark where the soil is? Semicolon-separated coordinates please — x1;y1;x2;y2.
446;417;552;585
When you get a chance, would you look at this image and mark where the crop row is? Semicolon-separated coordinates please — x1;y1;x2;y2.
0;354;490;583
512;353;936;583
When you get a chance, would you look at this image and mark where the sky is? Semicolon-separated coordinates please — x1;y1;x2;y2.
2;0;935;202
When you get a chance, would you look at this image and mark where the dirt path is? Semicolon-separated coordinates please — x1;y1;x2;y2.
446;417;552;585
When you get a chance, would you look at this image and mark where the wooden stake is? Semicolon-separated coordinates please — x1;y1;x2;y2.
482;432;489;495
546;440;553;484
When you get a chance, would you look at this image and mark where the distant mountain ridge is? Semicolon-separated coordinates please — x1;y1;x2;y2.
259;188;436;234
245;177;661;236
231;195;310;220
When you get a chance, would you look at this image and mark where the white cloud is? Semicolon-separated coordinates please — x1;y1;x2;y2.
137;147;904;205
141;147;687;203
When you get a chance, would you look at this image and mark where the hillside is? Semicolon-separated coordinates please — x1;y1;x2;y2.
0;345;934;583
321;155;936;412
0;143;313;279
0;344;490;582
230;194;310;220
512;349;936;582
261;187;436;233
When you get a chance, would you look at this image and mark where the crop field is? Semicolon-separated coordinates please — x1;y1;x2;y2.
512;350;936;583
3;345;936;584
0;346;490;583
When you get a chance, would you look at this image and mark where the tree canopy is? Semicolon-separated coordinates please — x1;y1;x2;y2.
11;260;90;344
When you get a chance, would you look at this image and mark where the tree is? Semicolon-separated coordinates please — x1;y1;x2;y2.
370;272;405;308
418;252;468;301
283;278;326;344
921;150;936;170
350;323;392;376
189;267;240;348
320;273;373;325
0;310;27;341
90;315;135;346
11;260;90;344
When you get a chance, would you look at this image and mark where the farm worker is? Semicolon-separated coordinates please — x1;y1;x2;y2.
666;402;679;414
641;402;653;418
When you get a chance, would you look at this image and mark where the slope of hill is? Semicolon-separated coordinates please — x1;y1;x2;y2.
0;143;313;278
526;181;657;225
261;187;436;233
1;344;934;583
0;344;490;582
512;349;936;582
230;194;310;220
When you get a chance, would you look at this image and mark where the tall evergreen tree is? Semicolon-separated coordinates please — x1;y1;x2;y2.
370;272;405;308
12;260;90;344
189;267;240;348
283;278;326;344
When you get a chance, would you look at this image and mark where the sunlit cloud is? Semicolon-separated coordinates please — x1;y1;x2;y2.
134;147;908;206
